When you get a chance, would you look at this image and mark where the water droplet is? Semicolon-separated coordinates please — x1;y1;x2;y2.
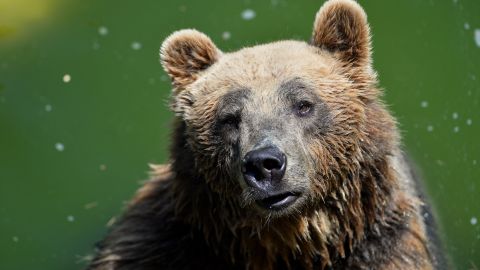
106;216;117;227
84;201;98;210
466;118;472;125
12;236;19;242
161;75;168;82
45;104;52;112
420;101;428;108
98;26;109;36
471;217;478;225
427;125;434;132
55;142;65;152
464;23;470;30
453;126;460;133
178;5;187;12
222;31;231;40
474;160;478;165
67;215;75;222
475;29;480;47
99;164;107;171
452;112;459;120
93;41;100;50
241;9;256;20
131;41;142;50
62;74;71;83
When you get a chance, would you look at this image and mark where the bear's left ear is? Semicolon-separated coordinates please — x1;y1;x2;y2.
311;0;371;67
160;29;221;92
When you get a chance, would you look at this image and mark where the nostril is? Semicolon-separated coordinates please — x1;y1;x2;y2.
243;160;264;183
263;158;281;171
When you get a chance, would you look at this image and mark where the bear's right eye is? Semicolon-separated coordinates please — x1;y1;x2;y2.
220;114;241;129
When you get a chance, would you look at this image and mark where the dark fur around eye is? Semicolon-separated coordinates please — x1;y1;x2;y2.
295;101;314;117
220;114;241;129
215;114;241;144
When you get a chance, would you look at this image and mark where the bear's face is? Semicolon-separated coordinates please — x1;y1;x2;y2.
161;0;379;218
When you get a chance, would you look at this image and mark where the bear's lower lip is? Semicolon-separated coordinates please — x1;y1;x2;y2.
256;192;299;210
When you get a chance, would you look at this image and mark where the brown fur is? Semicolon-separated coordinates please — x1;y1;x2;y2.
87;1;445;269
160;29;222;91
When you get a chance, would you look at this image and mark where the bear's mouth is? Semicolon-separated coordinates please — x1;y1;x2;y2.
256;192;299;211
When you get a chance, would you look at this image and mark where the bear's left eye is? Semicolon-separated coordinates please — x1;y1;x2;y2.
295;101;314;117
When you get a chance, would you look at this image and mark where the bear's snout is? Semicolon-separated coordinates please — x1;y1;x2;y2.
242;146;300;210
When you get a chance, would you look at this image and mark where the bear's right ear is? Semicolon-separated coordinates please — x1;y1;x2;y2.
160;29;221;92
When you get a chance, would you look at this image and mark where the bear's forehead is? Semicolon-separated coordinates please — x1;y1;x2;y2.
203;40;339;90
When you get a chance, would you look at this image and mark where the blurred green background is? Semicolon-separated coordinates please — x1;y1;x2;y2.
0;0;479;269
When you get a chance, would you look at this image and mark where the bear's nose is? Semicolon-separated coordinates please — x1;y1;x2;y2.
242;146;286;189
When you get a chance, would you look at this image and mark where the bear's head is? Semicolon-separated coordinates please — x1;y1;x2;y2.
160;0;398;227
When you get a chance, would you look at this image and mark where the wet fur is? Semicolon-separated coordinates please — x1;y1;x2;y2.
87;0;446;269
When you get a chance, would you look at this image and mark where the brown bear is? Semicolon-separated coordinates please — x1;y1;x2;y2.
87;0;446;269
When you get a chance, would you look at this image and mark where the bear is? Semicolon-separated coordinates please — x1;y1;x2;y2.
86;0;446;269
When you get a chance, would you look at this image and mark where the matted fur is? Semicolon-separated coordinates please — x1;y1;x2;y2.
86;1;446;269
